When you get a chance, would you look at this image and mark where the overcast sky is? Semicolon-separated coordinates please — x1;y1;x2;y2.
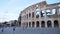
0;0;60;22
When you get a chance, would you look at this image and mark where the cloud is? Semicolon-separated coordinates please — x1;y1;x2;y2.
0;12;18;22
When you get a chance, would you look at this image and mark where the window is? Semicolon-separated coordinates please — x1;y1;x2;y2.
36;21;39;27
46;10;51;15
32;21;35;27
47;20;52;27
32;12;34;18
41;11;45;17
54;20;59;27
52;9;56;15
41;21;45;27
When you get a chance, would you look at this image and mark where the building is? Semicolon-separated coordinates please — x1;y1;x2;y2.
18;1;60;28
6;20;17;27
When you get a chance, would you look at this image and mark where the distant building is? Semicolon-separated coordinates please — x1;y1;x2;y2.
6;20;17;27
0;23;3;27
18;1;60;28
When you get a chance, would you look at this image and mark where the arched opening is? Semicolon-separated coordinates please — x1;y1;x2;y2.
36;21;39;27
32;12;34;18
54;20;59;27
52;9;56;15
32;21;35;27
47;20;52;27
29;22;31;27
41;11;45;17
19;22;21;26
41;21;45;27
36;11;39;18
26;23;28;27
29;13;31;17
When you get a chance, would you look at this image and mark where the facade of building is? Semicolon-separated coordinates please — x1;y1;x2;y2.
18;1;60;28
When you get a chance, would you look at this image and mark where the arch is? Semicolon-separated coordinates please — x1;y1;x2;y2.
29;22;31;27
36;14;39;18
32;12;34;18
54;20;59;27
41;21;45;27
29;13;31;17
26;23;28;27
47;20;52;27
41;11;45;17
36;21;39;27
32;21;35;27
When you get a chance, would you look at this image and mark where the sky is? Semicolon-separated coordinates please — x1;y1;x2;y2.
0;0;60;22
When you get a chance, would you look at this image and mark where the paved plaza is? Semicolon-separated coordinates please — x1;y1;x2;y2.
0;27;60;34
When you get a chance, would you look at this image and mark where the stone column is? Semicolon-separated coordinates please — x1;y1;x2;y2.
52;20;54;28
56;8;59;15
28;10;29;28
28;22;29;27
40;21;41;28
31;10;32;28
34;8;36;28
30;22;32;27
45;21;47;28
59;19;60;28
50;9;52;15
39;6;41;28
35;21;36;28
44;6;47;28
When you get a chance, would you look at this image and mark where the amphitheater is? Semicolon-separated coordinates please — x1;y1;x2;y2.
0;1;60;34
18;1;60;28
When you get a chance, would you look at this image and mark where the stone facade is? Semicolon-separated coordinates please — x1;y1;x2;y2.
18;1;60;28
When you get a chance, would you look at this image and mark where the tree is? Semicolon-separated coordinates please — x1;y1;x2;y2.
3;21;8;24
